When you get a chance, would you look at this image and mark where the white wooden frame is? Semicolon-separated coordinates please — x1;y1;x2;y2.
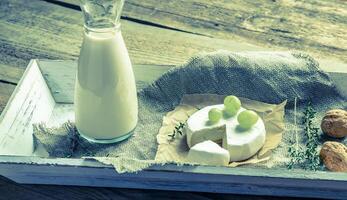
0;59;346;199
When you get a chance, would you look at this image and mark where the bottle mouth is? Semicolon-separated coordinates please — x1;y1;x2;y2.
80;0;124;32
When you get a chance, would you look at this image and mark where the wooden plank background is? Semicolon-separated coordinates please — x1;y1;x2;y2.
0;0;346;199
1;0;347;107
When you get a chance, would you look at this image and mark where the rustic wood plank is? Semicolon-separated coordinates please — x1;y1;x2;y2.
0;64;24;84
0;0;266;69
0;63;22;119
0;175;310;200
0;176;58;200
0;61;24;114
60;0;347;64
0;83;15;114
0;0;260;113
2;0;347;72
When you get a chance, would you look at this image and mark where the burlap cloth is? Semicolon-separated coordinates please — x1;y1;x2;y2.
33;51;347;173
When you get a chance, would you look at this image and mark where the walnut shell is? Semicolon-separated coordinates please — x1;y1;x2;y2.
321;109;347;138
320;141;347;172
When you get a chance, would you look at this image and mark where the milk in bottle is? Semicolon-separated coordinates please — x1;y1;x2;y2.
75;0;138;143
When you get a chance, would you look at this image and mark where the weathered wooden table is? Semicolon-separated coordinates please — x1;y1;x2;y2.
0;0;346;199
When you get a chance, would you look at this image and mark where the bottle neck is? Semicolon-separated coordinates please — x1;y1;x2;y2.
83;25;123;42
84;23;121;34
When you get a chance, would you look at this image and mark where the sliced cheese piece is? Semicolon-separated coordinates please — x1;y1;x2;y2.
187;140;230;166
222;117;266;162
185;104;245;148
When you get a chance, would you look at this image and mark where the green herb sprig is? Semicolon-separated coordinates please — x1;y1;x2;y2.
168;122;185;140
288;101;321;170
287;145;304;169
302;101;321;170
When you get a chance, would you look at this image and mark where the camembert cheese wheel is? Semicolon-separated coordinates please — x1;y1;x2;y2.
185;104;243;148
185;104;266;162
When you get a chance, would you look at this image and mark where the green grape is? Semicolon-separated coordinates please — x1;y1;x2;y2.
237;110;259;129
224;95;241;116
208;108;222;122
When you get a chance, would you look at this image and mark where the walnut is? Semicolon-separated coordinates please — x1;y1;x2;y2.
321;109;347;138
320;141;347;172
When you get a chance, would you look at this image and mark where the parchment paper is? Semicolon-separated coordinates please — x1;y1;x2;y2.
155;94;286;167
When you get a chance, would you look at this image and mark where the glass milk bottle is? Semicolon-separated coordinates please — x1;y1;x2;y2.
75;0;138;143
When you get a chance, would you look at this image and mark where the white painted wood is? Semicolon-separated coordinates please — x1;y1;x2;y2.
329;72;347;99
0;60;55;156
0;160;346;199
38;59;347;104
38;60;171;103
47;104;74;127
0;155;347;182
0;59;346;199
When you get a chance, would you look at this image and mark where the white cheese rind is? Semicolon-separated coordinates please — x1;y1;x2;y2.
187;140;230;166
222;117;266;162
185;104;245;148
